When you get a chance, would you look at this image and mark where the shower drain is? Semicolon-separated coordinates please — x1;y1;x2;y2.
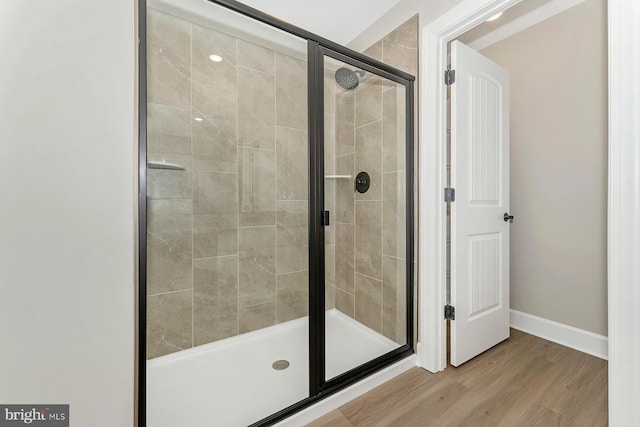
272;360;290;370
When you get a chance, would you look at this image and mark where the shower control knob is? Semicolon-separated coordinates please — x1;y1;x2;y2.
355;171;370;194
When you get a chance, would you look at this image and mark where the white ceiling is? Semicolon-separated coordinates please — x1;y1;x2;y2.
457;0;586;50
239;0;403;45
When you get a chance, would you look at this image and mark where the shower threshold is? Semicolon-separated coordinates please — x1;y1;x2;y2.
147;309;398;427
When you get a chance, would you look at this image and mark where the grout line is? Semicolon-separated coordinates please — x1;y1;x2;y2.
274;50;279;326
355;118;383;130
241;300;278;310
355;271;383;284
192;254;237;261
235;37;241;338
237;224;277;229
189;22;195;350
236;63;275;76
352;83;357;320
236;145;276;152
380;74;385;335
148;288;193;298
274;124;307;132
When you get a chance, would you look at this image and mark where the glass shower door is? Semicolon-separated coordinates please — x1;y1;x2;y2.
323;53;410;380
144;2;311;425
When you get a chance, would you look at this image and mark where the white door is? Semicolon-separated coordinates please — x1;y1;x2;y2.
450;40;510;366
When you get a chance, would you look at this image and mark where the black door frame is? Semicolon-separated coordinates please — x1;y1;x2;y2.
138;1;415;425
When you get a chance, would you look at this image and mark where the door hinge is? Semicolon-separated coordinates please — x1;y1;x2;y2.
444;305;455;320
445;69;456;85
444;187;455;203
321;210;330;226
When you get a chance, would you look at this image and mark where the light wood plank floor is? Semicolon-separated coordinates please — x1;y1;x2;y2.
308;329;607;426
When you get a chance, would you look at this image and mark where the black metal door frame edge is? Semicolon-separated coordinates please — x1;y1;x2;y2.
137;1;415;426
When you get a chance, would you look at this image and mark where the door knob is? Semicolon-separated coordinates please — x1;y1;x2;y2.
504;213;514;223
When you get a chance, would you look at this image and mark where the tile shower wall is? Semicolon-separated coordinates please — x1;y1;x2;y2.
331;16;418;344
146;9;308;359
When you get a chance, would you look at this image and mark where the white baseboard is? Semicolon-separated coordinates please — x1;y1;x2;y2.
274;355;418;426
510;309;608;360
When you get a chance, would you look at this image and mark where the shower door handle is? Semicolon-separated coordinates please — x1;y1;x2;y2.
322;210;330;226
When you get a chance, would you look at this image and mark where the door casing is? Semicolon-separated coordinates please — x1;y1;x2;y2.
419;0;640;425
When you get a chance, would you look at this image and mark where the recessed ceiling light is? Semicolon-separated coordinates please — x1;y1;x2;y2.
194;117;203;122
209;54;223;63
486;11;503;22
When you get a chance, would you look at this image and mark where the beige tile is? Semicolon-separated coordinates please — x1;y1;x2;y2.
192;110;237;173
335;222;354;293
325;242;336;286
335;288;355;318
147;229;192;295
194;295;237;346
193;171;237;214
355;273;382;333
276;200;308;274
147;103;191;155
325;181;336;244
383;171;406;259
355;120;382;201
277;269;308;289
382;256;407;344
324;68;336;114
147;290;192;358
326;283;336;310
363;40;383;61
239;226;276;307
355;79;383;128
237;39;274;74
324;113;336;174
147;198;192;233
382;87;407;173
382;16;418;76
191;23;236;87
335;154;354;223
193;256;238;299
147;199;192;295
240;302;276;333
355;201;382;280
147;153;192;199
193;256;239;345
276;126;308;200
335;92;355;157
193;213;237;258
277;271;308;323
192;80;237;124
238;67;275;149
147;9;191;108
276;53;307;130
239;148;276;226
383;254;407;286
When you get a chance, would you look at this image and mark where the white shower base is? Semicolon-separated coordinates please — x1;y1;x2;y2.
147;309;398;427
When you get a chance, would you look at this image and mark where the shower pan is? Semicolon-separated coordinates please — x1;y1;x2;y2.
138;0;415;425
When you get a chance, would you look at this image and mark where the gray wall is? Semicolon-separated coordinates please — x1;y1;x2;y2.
480;0;608;335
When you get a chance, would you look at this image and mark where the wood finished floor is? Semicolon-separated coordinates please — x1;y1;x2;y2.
307;329;607;426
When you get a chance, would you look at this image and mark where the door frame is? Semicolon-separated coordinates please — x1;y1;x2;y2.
417;0;640;423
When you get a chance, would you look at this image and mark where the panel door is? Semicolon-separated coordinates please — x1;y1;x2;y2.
450;40;510;366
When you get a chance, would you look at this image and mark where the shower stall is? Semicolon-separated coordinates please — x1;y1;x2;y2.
138;0;415;425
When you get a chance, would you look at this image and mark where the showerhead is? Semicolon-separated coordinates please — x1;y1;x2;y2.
335;67;364;90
